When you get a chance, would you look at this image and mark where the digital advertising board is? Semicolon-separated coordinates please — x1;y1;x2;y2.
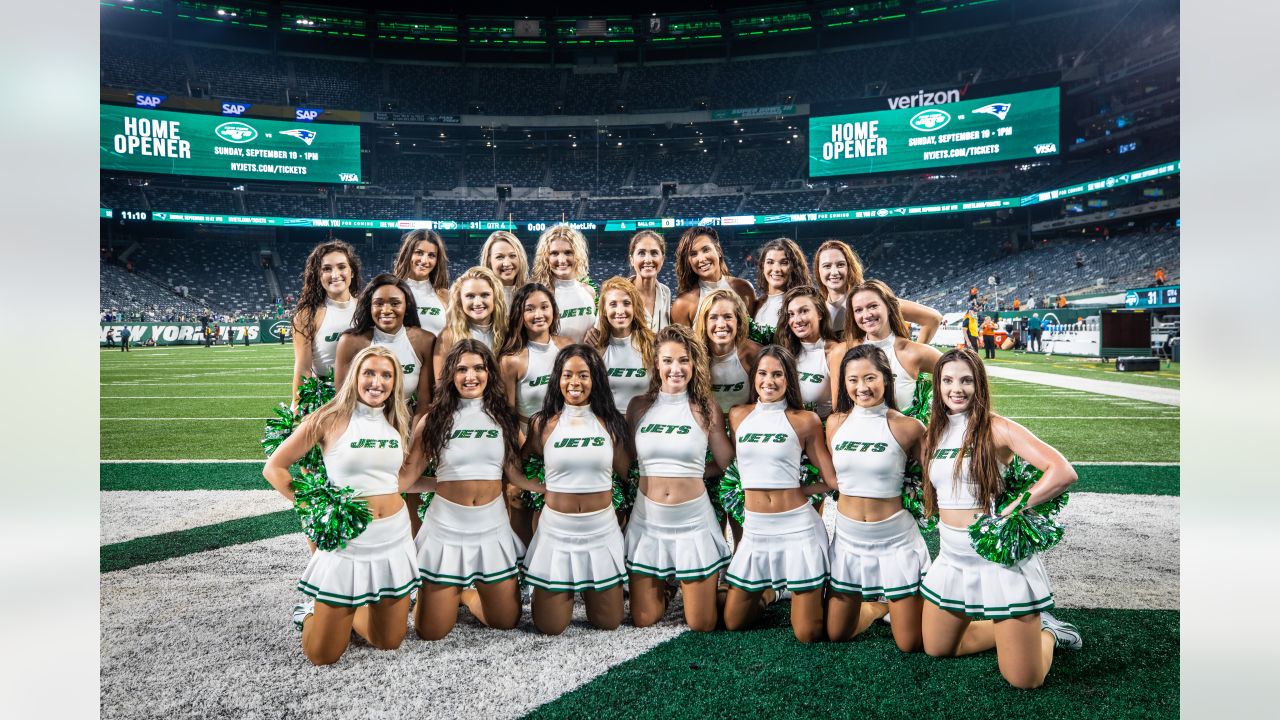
808;86;1060;177
100;104;362;184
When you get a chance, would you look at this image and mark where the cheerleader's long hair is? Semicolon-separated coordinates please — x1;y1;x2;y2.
590;276;655;370
642;324;716;422
531;344;633;457
479;230;529;289
443;266;508;351
499;282;561;357
774;285;836;357
346;274;421;337
673;225;731;295
844;279;910;342
293;240;364;340
745;345;804;411
693;288;752;354
419;340;520;471
531;224;590;287
920;347;1003;516
753;237;813;303
832;344;898;414
392;228;451;291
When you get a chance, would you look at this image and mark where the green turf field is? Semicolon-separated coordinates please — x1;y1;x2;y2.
100;343;1180;719
983;351;1180;389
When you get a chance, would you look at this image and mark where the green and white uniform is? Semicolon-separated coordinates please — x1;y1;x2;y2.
311;297;355;377
405;278;446;337
371;326;423;405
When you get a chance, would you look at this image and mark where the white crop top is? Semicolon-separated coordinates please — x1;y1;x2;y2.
635;391;708;479
554;278;596;343
929;412;1003;510
711;348;749;413
405;278;447;337
466;322;495;353
542;404;615;494
321;402;403;498
866;335;917;412
826;295;847;339
311;297;355;378
754;293;786;332
436;398;506;482
516;340;558;420
735;400;802;490
796;339;832;419
698;276;732;305
645;281;672;332
830;404;907;499
371;326;423;404
604;335;649;412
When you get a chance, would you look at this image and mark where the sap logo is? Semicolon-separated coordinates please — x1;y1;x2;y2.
402;364;416;375
295;107;323;122
1034;143;1058;155
909;108;951;132
972;102;1011;121
135;93;166;108
738;432;788;444
351;438;399;449
280;128;317;146
323;331;341;342
220;103;251;116
338;173;359;182
553;436;606;448
215;121;258;144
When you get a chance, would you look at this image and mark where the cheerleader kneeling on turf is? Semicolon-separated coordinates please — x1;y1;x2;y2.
919;347;1081;689
516;345;634;634
400;340;524;640
723;346;838;643
263;345;419;666
825;344;929;649
624;325;735;631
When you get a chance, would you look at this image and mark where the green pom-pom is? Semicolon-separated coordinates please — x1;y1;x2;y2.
702;448;726;524
296;373;336;415
292;470;373;551
900;458;937;532
718;461;746;525
748;319;774;346
799;458;829;507
968;492;1065;566
999;455;1069;517
520;455;547;510
580;275;599;294
611;462;640;512
416;492;436;522
903;372;933;424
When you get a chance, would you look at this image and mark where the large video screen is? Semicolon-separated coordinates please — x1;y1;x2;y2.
808;86;1060;177
100;105;362;184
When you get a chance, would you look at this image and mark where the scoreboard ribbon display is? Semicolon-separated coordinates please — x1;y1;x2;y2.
100;104;362;184
809;86;1060;177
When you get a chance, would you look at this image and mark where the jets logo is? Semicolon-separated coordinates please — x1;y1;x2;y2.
214;121;257;143
280;128;317;146
909;109;951;132
402;364;415;375
972;102;1011;121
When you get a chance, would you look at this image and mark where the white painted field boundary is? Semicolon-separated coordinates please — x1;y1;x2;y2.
102;396;282;399
986;365;1180;406
101;459;263;463
102;417;269;421
1073;461;1179;466
1006;416;1178;420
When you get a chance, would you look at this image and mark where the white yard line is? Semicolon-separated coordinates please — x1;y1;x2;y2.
985;365;1180;406
101;459;263;463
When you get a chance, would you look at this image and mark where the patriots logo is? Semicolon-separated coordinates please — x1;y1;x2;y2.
280;128;317;145
973;102;1011;121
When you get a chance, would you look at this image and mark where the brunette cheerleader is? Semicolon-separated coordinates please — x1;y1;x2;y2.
289;240;362;405
670;226;757;326
392;229;450;337
752;238;812;340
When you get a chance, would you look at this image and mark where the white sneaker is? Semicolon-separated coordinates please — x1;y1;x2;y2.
1040;611;1083;650
292;599;315;631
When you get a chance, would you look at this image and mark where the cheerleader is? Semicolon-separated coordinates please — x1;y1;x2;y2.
723;347;836;642
624;325;734;631
479;230;529;306
811;239;943;343
920;348;1081;688
825;344;929;650
829;280;942;417
515;345;633;635
628;230;672;331
289;240;363;405
590;277;655;413
670;226;757;326
752;238;812;339
263;346;419;665
692;288;761;545
531;224;596;343
392;229;450;337
334;274;434;426
775;286;838;420
399;341;524;639
498;282;573;546
434;266;508;365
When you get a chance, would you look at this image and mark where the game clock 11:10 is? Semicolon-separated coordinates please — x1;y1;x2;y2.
99;104;362;184
808;86;1061;177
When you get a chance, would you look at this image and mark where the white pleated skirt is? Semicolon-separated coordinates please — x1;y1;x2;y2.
415;494;524;587
920;522;1054;619
725;503;829;593
297;505;420;607
624;492;731;583
828;508;931;600
521;505;626;593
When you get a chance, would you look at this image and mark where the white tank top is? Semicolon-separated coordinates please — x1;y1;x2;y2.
735;401;802;490
321;402;403;497
796;339;832;419
467;322;495;353
436;398;505;482
929;412;1002;510
754;293;786;333
371;326;422;404
635;391;708;479
516;340;558;420
865;335;917;412
604;335;649;412
826;295;847;338
711;348;749;412
554;278;596;343
830;404;906;499
405;278;446;336
698;276;732;305
543;404;614;494
643;281;672;332
311;297;355;377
